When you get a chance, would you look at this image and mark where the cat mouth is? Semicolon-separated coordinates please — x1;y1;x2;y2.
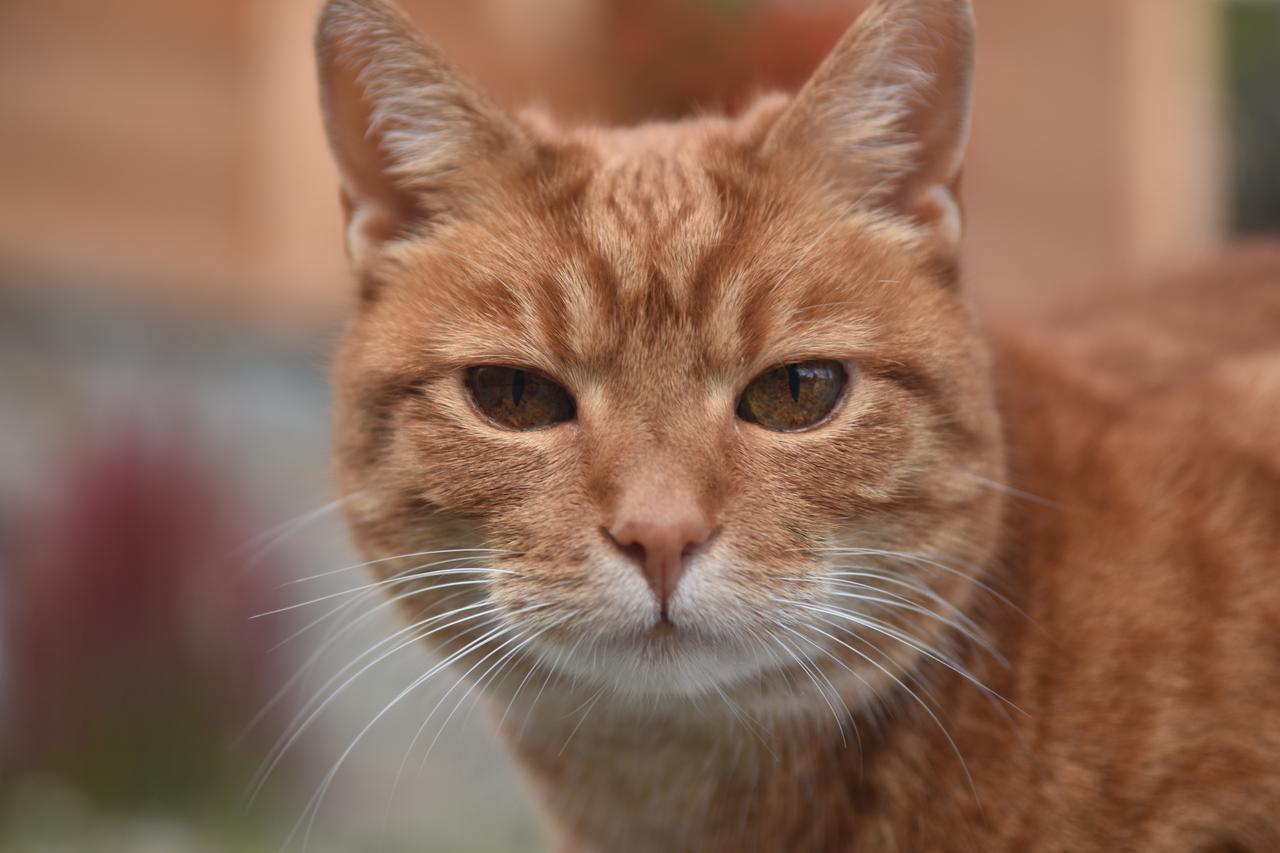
642;621;680;643
631;620;712;655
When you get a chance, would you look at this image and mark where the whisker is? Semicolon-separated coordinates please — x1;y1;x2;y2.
517;646;567;741
557;684;608;758
289;607;548;851
252;569;511;619
267;557;498;649
818;586;1002;664
710;681;779;763
495;645;551;732
779;598;1018;713
765;631;851;748
247;602;509;806
421;625;556;768
784;616;984;816
742;623;803;695
384;626;552;820
787;573;976;632
965;473;1068;511
241;584;482;742
456;632;548;735
278;548;506;587
824;569;986;635
809;547;1025;615
769;621;868;755
236;494;358;573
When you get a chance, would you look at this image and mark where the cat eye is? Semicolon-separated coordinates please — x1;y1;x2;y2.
467;366;576;431
736;361;847;432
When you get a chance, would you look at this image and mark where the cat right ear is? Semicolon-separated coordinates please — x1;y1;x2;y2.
762;0;975;266
315;0;530;271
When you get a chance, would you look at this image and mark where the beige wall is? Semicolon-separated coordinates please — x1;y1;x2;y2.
965;0;1222;313
0;0;1224;327
0;2;248;309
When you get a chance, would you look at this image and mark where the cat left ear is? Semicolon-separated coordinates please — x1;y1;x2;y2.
763;0;975;264
316;0;532;271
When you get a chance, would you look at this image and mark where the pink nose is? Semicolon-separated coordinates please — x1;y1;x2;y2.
607;506;713;616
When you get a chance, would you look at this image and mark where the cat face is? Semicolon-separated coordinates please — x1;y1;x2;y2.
321;0;1003;710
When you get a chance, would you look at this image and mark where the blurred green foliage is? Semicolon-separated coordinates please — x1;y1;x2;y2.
1224;1;1280;235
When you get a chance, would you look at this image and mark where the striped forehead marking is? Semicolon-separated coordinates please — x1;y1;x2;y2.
582;153;725;302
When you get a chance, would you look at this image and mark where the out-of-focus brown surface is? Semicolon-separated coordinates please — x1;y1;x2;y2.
0;0;1223;327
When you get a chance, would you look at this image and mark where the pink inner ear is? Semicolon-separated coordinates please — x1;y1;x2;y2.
317;0;518;269
322;39;427;259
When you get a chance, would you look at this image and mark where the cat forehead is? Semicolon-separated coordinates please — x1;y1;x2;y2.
380;238;916;390
551;113;776;252
371;124;929;377
590;151;717;232
579;151;726;296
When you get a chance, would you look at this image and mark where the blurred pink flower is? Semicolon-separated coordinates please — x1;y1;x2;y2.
2;424;299;807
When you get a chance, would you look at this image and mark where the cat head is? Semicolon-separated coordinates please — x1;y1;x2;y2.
318;0;1004;712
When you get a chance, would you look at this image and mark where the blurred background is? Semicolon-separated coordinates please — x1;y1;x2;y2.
0;0;1277;850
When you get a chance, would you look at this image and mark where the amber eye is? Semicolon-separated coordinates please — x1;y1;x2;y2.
737;360;847;432
467;366;576;431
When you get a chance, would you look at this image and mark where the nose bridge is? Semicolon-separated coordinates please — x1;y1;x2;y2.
610;455;705;528
600;396;722;518
591;378;723;518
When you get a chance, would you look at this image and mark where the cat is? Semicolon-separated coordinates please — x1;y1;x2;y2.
314;0;1280;849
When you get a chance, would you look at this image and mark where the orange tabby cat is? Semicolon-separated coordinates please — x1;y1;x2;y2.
315;0;1280;849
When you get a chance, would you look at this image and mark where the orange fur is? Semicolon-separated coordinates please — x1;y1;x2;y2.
315;0;1280;849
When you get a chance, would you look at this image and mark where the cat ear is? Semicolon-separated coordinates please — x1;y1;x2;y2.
763;0;975;263
315;0;531;270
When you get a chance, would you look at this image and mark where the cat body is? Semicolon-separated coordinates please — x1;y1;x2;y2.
314;0;1280;849
493;249;1280;853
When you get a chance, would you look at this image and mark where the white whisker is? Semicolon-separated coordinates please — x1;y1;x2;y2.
819;585;1001;664
784;617;983;816
557;684;608;758
825;568;987;636
236;494;358;573
770;621;869;755
384;625;552;820
965;473;1068;511
420;626;554;768
779;598;1018;713
267;557;498;649
765;631;851;748
810;547;1025;616
517;646;567;741
246;602;507;806
252;570;510;619
241;583;483;742
278;548;506;588
289;606;548;851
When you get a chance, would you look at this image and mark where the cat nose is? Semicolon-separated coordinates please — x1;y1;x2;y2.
606;504;714;617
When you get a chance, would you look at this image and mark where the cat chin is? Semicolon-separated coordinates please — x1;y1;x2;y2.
525;628;800;701
506;630;889;730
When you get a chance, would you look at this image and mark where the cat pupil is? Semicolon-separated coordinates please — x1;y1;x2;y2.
787;364;801;402
512;370;526;406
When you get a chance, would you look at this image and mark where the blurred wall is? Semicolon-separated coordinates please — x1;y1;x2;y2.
0;0;1225;328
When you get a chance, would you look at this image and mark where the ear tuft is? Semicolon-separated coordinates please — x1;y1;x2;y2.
316;0;529;270
763;0;975;263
